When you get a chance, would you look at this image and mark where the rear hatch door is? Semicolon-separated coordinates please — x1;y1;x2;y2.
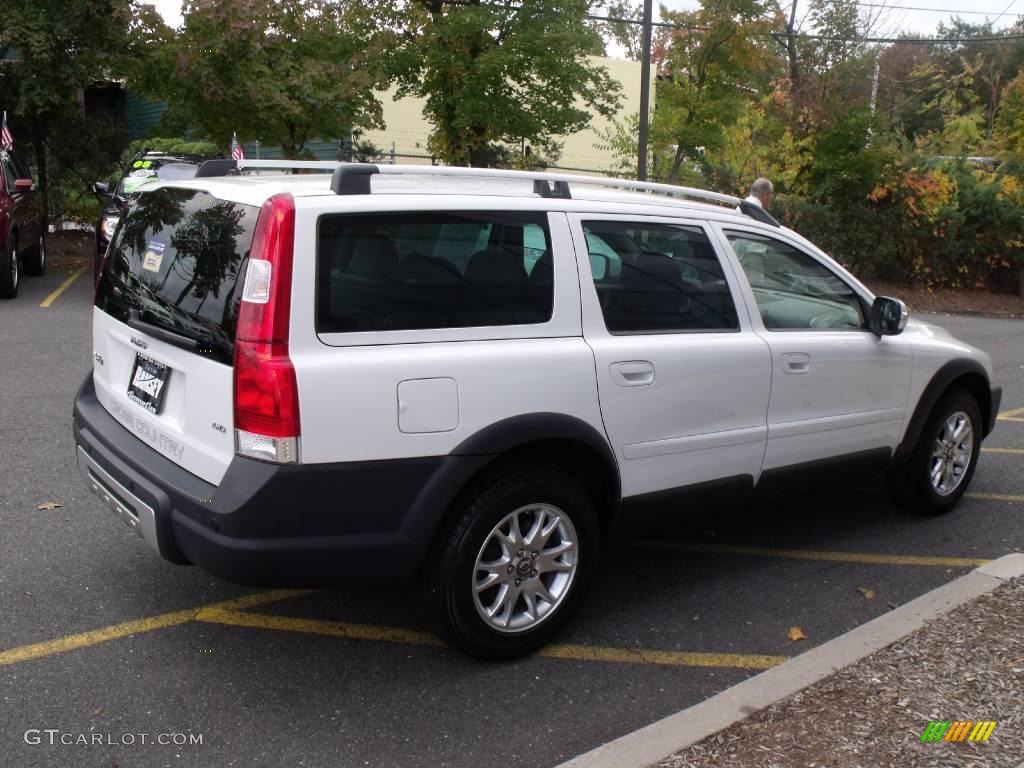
93;185;259;485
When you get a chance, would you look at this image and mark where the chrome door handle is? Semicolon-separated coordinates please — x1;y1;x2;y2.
781;352;811;374
610;361;655;386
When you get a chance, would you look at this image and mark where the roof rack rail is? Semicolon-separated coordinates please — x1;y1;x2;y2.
194;159;782;227
195;159;340;177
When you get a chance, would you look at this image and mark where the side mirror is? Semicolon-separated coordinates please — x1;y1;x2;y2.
869;296;908;336
14;178;34;192
589;253;609;281
92;181;111;196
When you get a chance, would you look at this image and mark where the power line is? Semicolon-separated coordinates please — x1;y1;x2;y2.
993;0;1018;22
857;1;1021;15
440;0;1024;44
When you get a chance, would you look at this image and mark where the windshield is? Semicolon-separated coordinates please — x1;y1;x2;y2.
116;161;201;196
95;187;259;364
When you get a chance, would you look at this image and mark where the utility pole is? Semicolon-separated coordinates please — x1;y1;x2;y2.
637;0;653;181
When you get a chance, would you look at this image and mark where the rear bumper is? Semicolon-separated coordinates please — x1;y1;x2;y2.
72;375;490;586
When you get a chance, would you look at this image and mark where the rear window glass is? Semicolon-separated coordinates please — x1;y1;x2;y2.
316;211;553;334
95;187;259;364
117;162;200;196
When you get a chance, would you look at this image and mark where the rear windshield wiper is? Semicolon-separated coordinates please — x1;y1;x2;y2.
127;309;198;352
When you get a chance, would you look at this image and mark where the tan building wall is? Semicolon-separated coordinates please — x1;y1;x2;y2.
361;56;646;172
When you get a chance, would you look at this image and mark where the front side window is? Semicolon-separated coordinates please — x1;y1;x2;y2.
316;211;552;333
582;220;738;333
725;231;864;331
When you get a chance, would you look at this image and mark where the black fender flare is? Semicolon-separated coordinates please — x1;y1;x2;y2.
400;413;621;552
891;358;993;466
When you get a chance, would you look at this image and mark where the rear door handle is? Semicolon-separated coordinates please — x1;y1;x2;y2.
610;361;655;386
781;352;811;374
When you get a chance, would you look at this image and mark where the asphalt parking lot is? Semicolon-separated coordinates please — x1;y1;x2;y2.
2;260;1022;768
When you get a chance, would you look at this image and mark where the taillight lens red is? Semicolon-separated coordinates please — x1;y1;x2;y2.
234;340;300;438
233;193;300;440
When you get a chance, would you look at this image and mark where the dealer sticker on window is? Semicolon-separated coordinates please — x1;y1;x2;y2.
142;240;166;273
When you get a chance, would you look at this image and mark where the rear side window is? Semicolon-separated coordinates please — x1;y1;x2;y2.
583;220;738;333
95;187;259;364
316;211;553;333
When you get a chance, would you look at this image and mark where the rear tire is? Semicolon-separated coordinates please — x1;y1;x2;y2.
0;234;19;299
420;464;599;660
24;232;45;276
886;389;981;515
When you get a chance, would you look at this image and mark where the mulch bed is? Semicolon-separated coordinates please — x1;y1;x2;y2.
656;577;1024;768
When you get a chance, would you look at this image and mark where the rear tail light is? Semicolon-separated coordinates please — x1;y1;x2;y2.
233;193;300;463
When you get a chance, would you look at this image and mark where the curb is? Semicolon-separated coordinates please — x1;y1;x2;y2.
554;552;1024;768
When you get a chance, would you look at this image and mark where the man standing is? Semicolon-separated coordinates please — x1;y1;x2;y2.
744;177;774;209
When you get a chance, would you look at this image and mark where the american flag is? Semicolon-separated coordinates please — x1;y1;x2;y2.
231;132;244;161
1;111;13;150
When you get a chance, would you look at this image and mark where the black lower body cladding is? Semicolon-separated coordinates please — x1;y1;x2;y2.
72;375;491;587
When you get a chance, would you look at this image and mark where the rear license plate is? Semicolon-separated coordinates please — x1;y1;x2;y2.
127;353;170;414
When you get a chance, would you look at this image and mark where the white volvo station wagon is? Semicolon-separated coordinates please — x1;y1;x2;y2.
73;161;1001;658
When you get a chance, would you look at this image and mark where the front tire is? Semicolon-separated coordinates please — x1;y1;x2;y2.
421;464;599;660
0;234;19;299
887;389;981;515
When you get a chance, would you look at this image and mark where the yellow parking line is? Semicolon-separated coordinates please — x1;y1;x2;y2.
537;644;785;670
966;492;1024;503
194;608;443;647
631;541;991;568
39;265;89;308
997;406;1024;421
0;590;313;667
195;608;785;669
983;447;1024;455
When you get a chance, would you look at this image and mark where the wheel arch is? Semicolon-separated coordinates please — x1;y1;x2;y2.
892;359;993;467
403;414;622;559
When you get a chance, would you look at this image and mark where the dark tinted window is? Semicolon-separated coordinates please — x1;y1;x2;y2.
583;221;738;333
0;152;16;191
316;212;553;333
95;187;259;364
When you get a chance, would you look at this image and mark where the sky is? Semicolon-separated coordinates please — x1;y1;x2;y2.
150;0;1022;40
661;0;1021;38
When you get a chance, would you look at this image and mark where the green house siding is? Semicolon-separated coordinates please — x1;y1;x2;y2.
240;139;340;160
123;91;168;141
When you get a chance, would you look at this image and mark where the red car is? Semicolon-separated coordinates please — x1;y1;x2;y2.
0;149;45;299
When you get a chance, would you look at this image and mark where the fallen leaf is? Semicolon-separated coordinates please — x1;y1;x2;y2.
857;587;876;599
788;625;807;642
93;707;103;717
36;502;63;510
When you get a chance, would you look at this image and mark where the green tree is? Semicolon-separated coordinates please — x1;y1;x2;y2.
600;0;644;60
653;0;778;182
392;0;621;167
994;71;1024;166
145;0;391;158
0;0;133;227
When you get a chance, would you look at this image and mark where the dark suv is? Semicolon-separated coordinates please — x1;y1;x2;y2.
93;151;219;277
0;149;45;299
